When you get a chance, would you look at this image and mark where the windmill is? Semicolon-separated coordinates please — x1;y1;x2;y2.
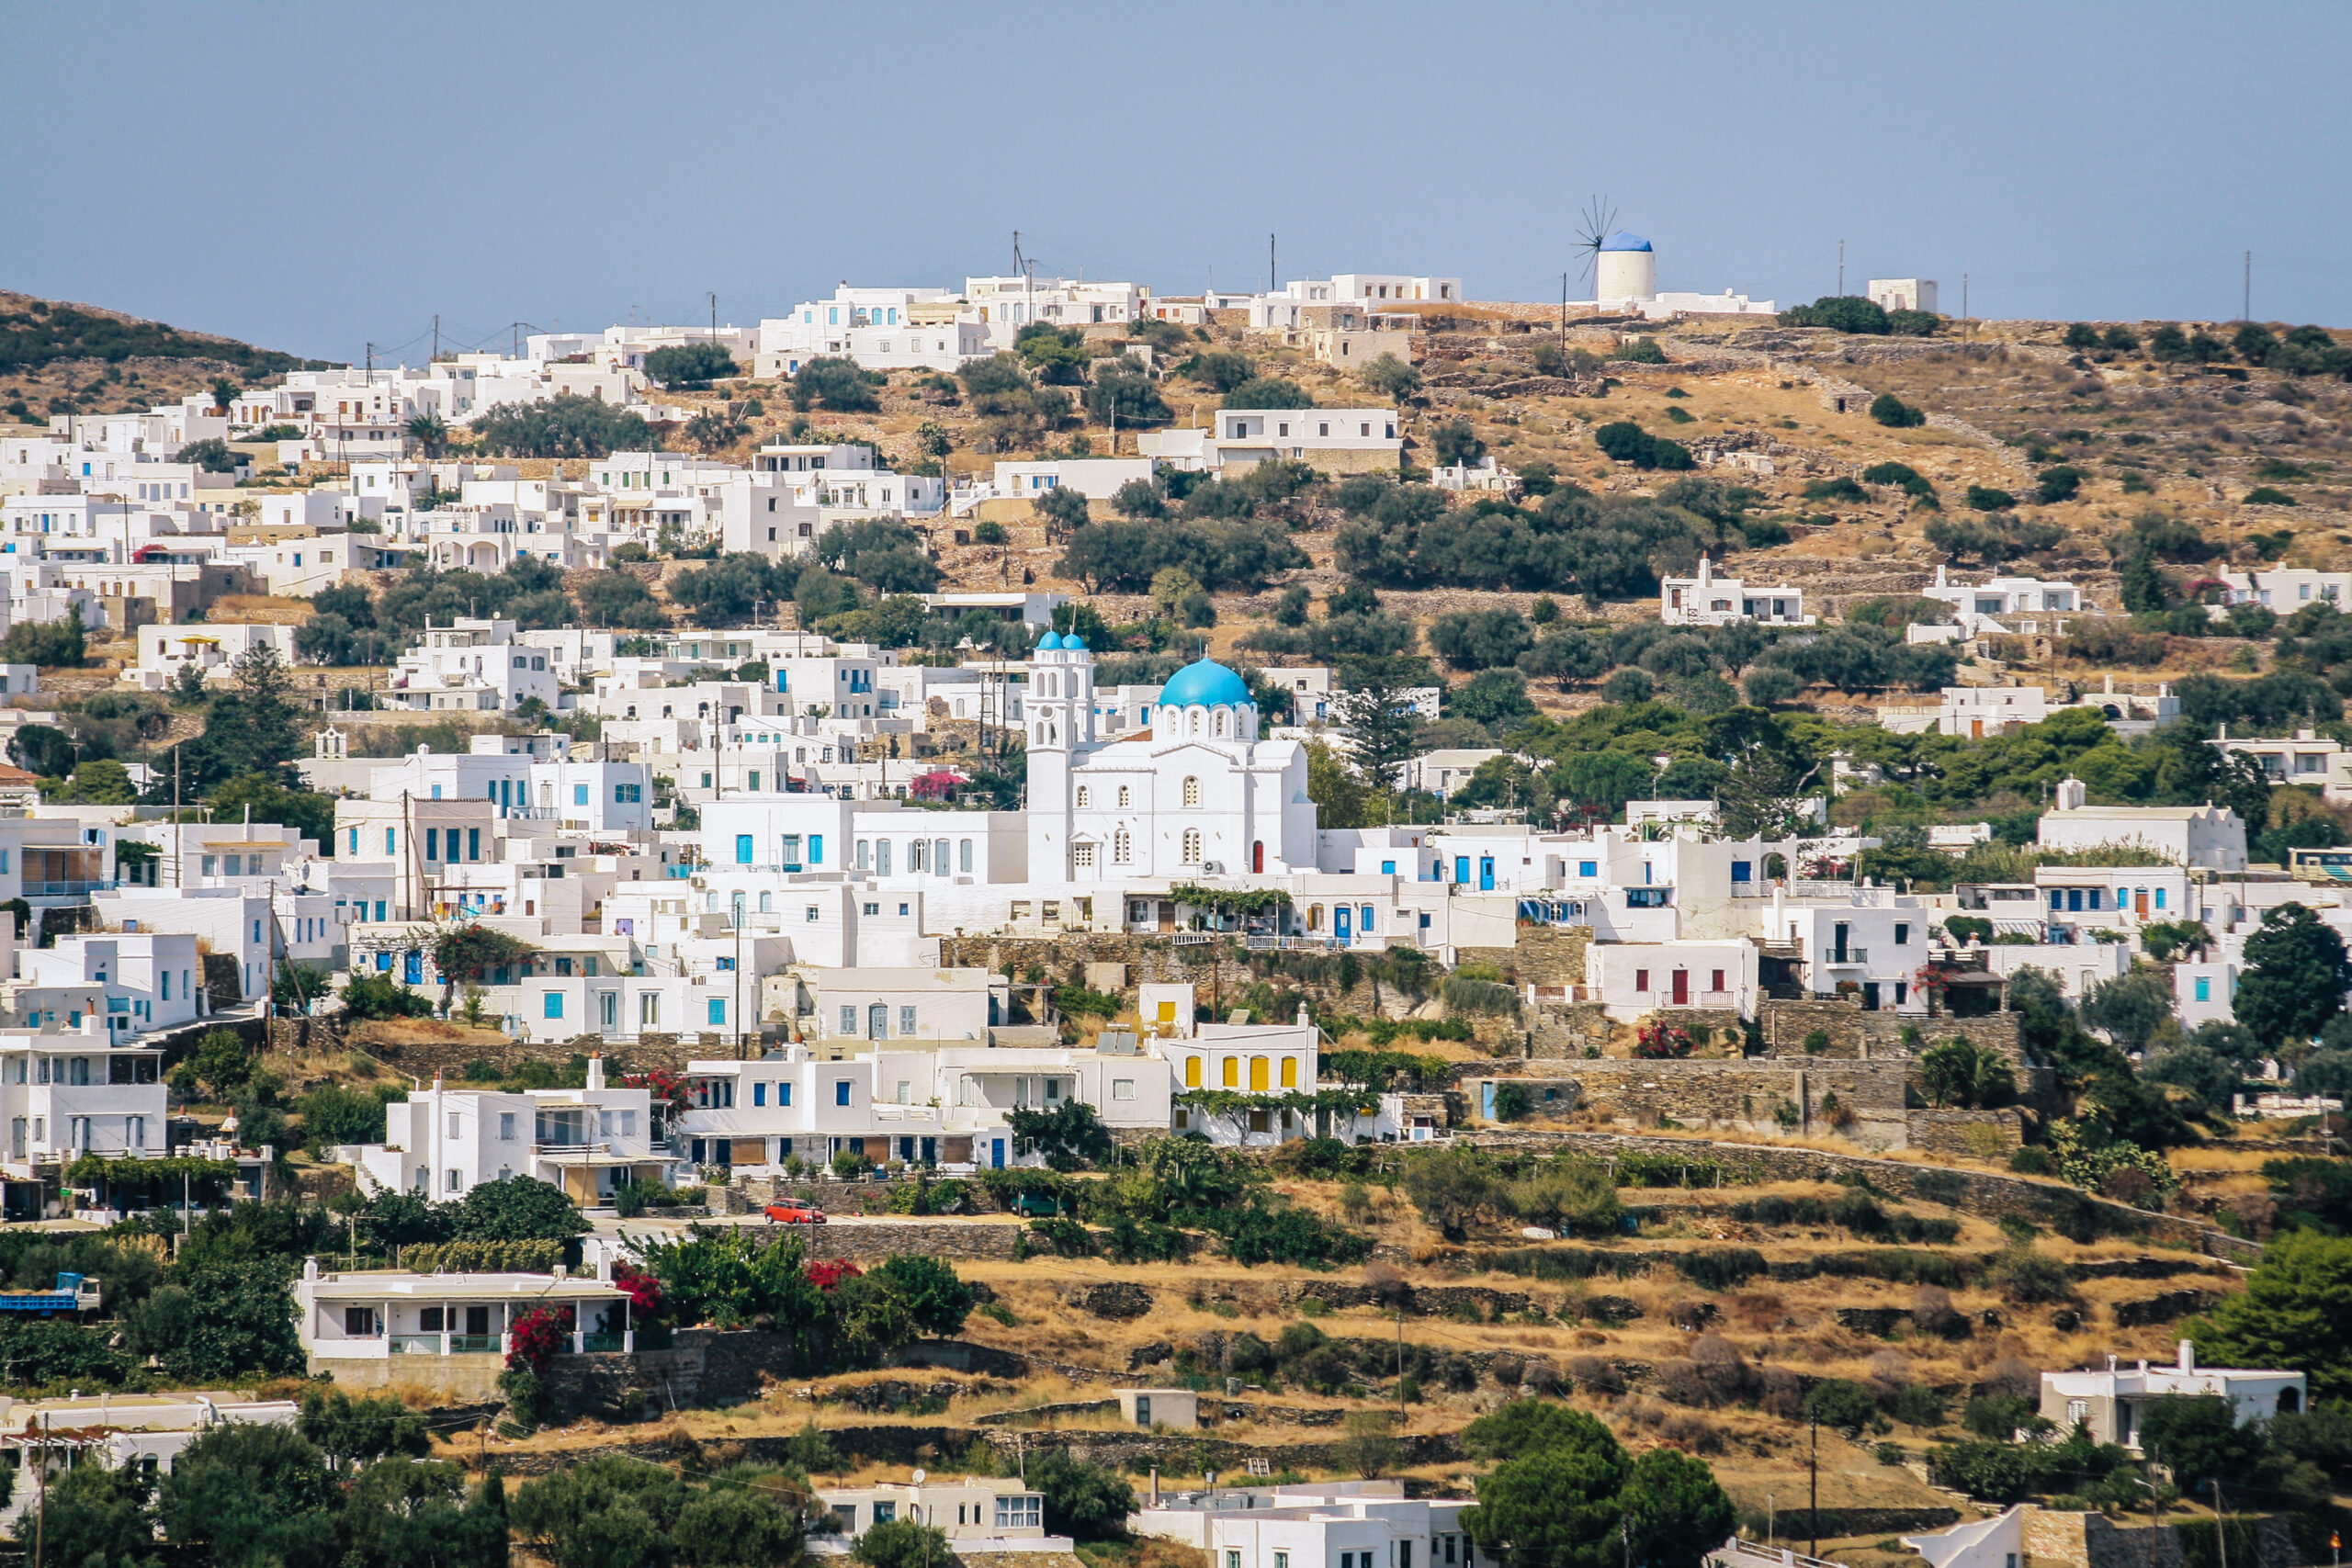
1574;195;1620;299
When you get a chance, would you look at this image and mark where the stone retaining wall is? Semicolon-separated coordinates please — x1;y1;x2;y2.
1456;1130;2260;1263
1759;999;2026;1066
474;1422;1468;1477
1555;1057;1916;1142
1905;1109;2026;1154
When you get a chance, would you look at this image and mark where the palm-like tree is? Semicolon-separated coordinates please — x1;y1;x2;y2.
404;412;449;457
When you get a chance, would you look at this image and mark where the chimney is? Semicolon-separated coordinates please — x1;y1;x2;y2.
586;1053;605;1090
2178;1339;2194;1372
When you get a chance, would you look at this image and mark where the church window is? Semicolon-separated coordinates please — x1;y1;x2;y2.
1214;710;1227;737
1113;829;1131;863
1116;785;1131;807
1072;841;1095;871
1182;829;1202;864
1191;710;1203;735
1076;786;1090;808
1182;776;1201;808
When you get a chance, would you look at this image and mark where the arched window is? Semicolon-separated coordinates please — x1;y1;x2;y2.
1182;776;1201;807
1191;710;1203;735
1249;1056;1270;1091
1281;1056;1298;1088
1043;672;1058;697
1252;840;1264;874
1113;829;1131;863
1075;785;1090;808
1221;1055;1239;1088
1182;829;1203;864
1117;785;1131;807
1214;710;1227;737
1185;1055;1202;1088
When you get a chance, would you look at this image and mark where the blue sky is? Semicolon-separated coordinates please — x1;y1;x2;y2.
4;1;2346;365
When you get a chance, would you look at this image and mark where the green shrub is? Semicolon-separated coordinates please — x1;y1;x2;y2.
1675;1248;1767;1292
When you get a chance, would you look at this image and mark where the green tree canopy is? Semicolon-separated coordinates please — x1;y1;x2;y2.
2191;1230;2352;1400
450;1175;586;1242
160;1422;343;1568
2237;903;2352;1045
645;343;741;387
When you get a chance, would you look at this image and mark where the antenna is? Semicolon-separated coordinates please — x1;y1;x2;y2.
1269;233;1276;294
1838;239;1845;297
2243;251;2252;323
1573;196;1618;297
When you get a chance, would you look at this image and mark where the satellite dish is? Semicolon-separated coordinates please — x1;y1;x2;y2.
911;1468;927;1484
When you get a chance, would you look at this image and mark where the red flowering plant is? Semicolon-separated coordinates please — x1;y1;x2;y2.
623;1069;689;1113
1634;1021;1695;1060
614;1261;664;1320
805;1259;862;1292
910;769;965;802
505;1304;575;1374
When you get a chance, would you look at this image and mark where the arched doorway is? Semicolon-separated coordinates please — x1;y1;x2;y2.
1251;840;1264;873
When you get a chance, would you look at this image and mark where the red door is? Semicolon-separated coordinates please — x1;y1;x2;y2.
1252;840;1264;873
1671;970;1689;1005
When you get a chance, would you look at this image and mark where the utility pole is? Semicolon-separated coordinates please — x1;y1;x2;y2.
1837;241;1845;298
2243;252;2252;322
432;314;439;362
1387;1299;1408;1423
710;291;718;338
32;1409;47;1568
1962;274;1971;333
1808;1413;1819;1559
1561;271;1568;342
1269;233;1276;294
2213;1479;2228;1568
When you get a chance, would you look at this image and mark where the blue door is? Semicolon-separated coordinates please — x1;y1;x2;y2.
402;951;423;985
1454;856;1470;883
1482;1083;1497;1118
990;1138;1006;1169
1335;906;1352;942
1479;857;1496;891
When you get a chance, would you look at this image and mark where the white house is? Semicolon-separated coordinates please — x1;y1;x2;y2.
1139;410;1401;474
2037;777;2248;871
1132;1481;1477;1568
1920;566;2085;636
383;618;560;713
347;1057;674;1203
124;623;299;692
0;1396;300;1529
2040;1341;2304;1450
2212;727;2352;805
814;1474;1059;1554
1659;555;1814;627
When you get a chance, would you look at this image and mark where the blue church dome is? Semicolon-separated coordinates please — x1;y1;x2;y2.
1160;658;1252;709
1600;231;1653;253
1035;631;1063;650
1061;633;1086;651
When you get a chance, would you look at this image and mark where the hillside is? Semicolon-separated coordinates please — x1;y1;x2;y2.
0;289;334;427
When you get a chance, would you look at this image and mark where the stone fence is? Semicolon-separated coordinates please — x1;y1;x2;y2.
1454;1130;2260;1263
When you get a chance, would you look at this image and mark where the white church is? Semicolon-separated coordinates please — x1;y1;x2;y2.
1026;634;1317;882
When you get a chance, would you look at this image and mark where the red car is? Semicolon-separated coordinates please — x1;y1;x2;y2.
764;1201;828;1224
